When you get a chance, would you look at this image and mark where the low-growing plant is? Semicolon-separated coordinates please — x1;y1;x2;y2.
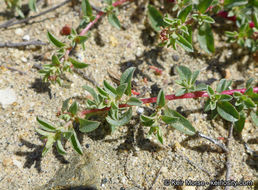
148;0;258;53
4;0;37;18
36;65;258;155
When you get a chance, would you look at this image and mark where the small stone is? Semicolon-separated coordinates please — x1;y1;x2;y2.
0;87;17;109
101;178;108;184
110;36;118;47
13;159;22;169
136;47;143;57
2;158;12;167
224;69;231;79
160;166;168;174
170;65;177;76
136;107;144;115
172;54;180;62
85;144;90;148
21;57;27;63
22;35;30;41
15;28;24;36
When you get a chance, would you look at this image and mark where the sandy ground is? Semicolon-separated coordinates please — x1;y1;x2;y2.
0;0;257;190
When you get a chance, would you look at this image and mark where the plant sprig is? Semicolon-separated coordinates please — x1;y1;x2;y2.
36;66;258;155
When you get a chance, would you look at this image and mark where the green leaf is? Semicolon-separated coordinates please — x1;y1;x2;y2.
47;31;65;48
127;97;142;106
178;4;192;23
157;90;165;108
198;0;213;13
224;0;248;9
207;86;215;96
217;101;239;122
82;0;92;17
79;118;100;133
97;87;109;98
68;101;78;115
120;67;136;96
161;115;178;124
219;94;233;101
175;88;187;96
62;98;70;112
52;54;61;66
108;13;121;29
250;111;258;127
103;80;117;98
29;0;37;12
116;83;128;98
191;70;199;85
68;57;89;69
176;66;192;81
70;132;83;155
243;98;255;109
83;85;99;103
196;83;207;91
234;111;245;132
35;128;53;136
157;129;163;144
36;117;56;132
177;34;194;52
140;115;155;126
204;99;211;112
42;136;55;156
147;5;164;32
56;139;67;155
201;15;215;23
216;79;232;93
197;23;214;54
163;108;196;135
246;78;254;89
106;107;132;127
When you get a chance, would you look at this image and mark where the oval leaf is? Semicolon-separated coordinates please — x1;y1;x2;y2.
106;108;132;127
157;90;165;108
70;132;83;155
178;4;192;23
197;23;214;54
217;101;239;122
120;67;136;96
68;101;78;115
127;97;142;106
147;5;164;32
177;34;194;52
108;13;121;29
69;57;89;69
47;31;65;48
36;117;56;132
56;139;67;155
79;118;100;133
198;0;213;13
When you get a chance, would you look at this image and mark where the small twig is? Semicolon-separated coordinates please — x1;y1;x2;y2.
0;40;47;48
181;152;212;176
225;123;234;190
6;66;27;75
0;0;72;29
149;166;162;190
80;87;258;116
198;132;228;152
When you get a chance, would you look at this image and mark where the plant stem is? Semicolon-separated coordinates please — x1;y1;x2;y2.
80;87;258;116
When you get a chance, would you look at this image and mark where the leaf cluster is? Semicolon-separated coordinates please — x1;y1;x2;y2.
4;0;37;18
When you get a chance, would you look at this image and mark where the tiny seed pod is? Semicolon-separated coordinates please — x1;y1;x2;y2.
60;25;71;36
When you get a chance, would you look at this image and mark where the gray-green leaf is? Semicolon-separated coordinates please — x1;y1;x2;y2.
217;101;239;122
79;118;100;133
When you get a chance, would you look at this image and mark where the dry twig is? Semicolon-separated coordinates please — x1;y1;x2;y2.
0;0;71;29
198;132;228;152
0;40;47;48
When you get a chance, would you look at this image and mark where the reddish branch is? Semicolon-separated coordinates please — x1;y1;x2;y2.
80;87;258;116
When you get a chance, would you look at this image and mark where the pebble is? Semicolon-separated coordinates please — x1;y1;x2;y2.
2;158;12;167
136;47;143;57
22;35;30;41
21;57;27;63
15;28;24;36
172;54;180;62
13;159;22;169
0;87;17;109
136;107;144;115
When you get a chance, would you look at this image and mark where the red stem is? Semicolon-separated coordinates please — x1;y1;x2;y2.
80;87;258;116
